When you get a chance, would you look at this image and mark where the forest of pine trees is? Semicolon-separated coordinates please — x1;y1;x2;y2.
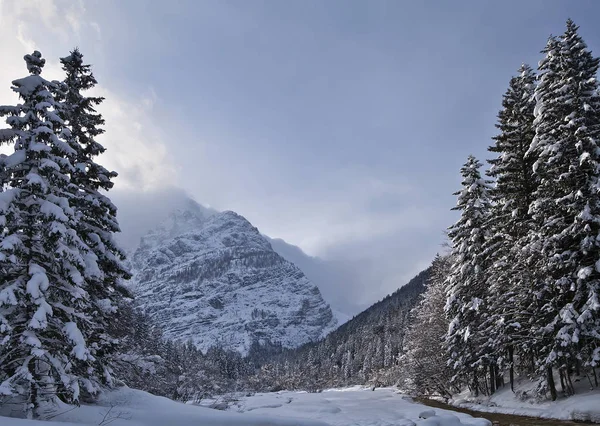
0;48;237;418
243;270;429;393
409;19;600;401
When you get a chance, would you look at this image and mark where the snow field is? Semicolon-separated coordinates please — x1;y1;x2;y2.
0;387;492;426
1;387;328;426
228;387;492;426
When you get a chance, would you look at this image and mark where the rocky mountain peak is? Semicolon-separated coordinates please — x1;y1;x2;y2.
130;202;337;354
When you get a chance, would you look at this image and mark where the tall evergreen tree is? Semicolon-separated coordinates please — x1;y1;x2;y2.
484;64;538;390
488;63;537;234
403;254;454;398
57;48;131;389
0;52;98;417
444;155;492;396
525;20;600;398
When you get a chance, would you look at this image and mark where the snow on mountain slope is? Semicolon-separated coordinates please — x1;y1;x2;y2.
114;190;359;323
130;203;337;354
267;237;353;324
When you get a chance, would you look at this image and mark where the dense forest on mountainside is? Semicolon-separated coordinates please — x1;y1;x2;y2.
244;269;430;391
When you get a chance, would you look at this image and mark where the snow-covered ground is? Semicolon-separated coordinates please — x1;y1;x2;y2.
226;387;491;426
0;386;491;426
450;378;600;423
1;387;328;426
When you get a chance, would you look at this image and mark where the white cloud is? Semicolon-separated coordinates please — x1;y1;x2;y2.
89;22;101;41
0;0;177;191
93;86;178;191
141;87;157;110
65;0;86;33
199;168;423;257
15;22;36;52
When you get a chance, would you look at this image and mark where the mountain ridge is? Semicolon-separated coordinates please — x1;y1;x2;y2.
129;202;338;354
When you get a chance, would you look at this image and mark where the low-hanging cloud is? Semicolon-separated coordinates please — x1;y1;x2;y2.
111;187;199;253
111;185;447;316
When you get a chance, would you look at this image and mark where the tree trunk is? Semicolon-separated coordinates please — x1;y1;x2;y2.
559;367;566;394
496;366;504;389
508;346;515;392
472;371;479;397
547;366;557;401
489;364;496;395
566;371;575;395
482;369;489;396
28;360;38;420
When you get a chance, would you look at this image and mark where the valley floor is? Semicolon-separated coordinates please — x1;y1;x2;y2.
1;387;492;426
227;387;492;426
8;385;599;426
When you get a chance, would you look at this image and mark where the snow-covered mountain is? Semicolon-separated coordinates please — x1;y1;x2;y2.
130;201;337;354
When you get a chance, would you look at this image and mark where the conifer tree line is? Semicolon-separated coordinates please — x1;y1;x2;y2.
435;19;600;400
107;271;429;401
107;306;252;403
0;49;131;418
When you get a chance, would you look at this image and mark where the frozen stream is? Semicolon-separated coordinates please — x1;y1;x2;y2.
416;397;595;426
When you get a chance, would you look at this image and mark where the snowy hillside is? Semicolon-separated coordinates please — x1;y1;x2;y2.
130;202;337;354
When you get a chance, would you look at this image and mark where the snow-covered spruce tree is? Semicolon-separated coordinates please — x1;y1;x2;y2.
0;51;100;417
444;155;492;396
57;48;131;391
403;254;454;398
522;20;600;399
483;64;538;391
487;64;537;236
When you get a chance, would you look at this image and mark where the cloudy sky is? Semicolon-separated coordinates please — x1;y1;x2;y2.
1;0;599;310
